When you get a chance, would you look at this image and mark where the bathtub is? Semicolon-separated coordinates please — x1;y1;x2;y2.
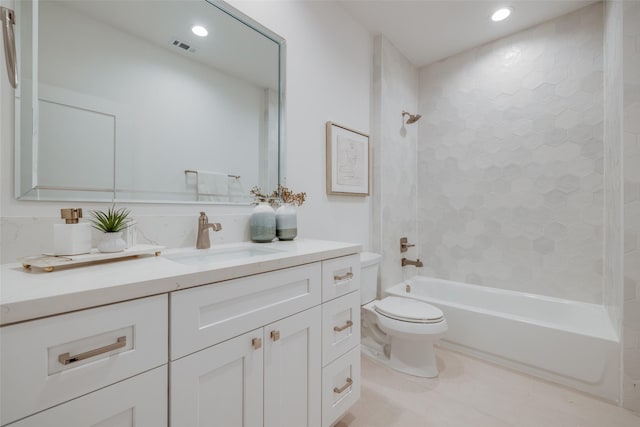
386;276;620;401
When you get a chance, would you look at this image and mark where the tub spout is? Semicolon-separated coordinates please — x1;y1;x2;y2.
401;258;423;267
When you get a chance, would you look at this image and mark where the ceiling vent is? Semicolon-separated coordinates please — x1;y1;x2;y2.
170;39;196;53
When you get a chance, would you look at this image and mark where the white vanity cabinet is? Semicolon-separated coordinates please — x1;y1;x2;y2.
169;254;361;427
0;295;168;427
171;307;321;427
0;241;362;427
170;263;323;427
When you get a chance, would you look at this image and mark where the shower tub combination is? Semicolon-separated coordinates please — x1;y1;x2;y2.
386;277;620;401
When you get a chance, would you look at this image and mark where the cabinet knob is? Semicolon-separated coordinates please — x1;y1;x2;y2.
252;337;262;350
270;330;280;341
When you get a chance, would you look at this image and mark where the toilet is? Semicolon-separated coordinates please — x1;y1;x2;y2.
360;252;448;377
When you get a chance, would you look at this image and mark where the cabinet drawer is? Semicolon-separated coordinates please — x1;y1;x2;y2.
0;295;168;426
171;262;321;360
321;346;361;427
9;366;167;427
322;255;360;302
322;291;360;366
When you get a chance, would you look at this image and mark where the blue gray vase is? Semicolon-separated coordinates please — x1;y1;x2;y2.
250;203;276;242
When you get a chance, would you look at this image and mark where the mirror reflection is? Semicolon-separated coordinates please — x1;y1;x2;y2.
16;0;283;204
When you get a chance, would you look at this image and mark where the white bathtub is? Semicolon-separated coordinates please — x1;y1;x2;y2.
386;276;620;401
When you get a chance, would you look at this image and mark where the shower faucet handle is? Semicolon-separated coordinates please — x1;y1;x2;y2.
400;237;415;253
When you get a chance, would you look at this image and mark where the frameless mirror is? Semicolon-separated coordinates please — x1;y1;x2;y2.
15;0;284;204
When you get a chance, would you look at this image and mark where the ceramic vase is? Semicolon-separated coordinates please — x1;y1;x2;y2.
276;203;297;241
250;202;276;243
97;231;127;253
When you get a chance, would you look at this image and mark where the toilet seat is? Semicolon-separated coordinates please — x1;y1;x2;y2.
375;297;444;324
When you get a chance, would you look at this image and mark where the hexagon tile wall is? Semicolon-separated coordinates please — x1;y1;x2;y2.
417;3;604;303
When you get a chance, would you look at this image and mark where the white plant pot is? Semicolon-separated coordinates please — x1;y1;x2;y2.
97;231;127;253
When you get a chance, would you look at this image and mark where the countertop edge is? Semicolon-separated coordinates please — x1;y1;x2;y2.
1;241;361;326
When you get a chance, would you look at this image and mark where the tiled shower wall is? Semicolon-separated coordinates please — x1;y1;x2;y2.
604;0;624;334
417;4;604;303
372;36;420;293
623;0;640;412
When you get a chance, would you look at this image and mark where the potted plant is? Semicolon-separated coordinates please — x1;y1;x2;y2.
90;206;131;253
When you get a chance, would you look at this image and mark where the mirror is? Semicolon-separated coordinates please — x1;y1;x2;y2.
15;0;284;204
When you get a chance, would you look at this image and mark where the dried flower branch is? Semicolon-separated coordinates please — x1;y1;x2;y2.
277;185;306;207
250;186;279;205
250;185;307;207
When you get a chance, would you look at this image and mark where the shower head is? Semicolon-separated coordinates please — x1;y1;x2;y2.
402;111;422;124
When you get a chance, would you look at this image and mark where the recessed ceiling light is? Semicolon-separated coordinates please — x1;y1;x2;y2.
491;7;512;22
191;25;208;37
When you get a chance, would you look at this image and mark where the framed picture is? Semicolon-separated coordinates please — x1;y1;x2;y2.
326;121;370;196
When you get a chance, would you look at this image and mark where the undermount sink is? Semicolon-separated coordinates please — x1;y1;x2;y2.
164;244;286;266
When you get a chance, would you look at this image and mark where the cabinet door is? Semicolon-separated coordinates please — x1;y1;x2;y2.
264;306;321;427
10;366;167;427
170;329;263;427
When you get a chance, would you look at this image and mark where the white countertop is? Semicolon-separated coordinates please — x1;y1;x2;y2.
0;239;361;326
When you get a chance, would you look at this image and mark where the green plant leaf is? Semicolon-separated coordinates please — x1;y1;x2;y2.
89;206;131;233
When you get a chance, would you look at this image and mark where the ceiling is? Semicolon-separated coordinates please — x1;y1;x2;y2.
338;0;599;67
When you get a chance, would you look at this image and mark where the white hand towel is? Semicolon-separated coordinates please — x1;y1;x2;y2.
197;171;229;197
228;177;248;203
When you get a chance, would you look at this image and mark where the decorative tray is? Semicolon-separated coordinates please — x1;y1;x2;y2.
17;245;165;272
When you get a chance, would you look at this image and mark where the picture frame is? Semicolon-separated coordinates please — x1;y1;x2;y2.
326;121;370;196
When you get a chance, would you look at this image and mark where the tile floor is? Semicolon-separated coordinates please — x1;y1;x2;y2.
337;347;640;427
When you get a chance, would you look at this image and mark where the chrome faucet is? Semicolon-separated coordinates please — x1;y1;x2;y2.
401;257;424;267
196;212;222;249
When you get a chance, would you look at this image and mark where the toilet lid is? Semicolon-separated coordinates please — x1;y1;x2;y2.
375;297;444;323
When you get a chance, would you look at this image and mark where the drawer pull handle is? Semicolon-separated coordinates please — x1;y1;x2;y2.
333;377;353;394
334;272;353;282
58;336;126;365
333;320;353;332
252;338;262;350
271;330;280;341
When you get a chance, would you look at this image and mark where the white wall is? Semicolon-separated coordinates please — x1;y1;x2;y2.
229;0;373;248
0;0;373;262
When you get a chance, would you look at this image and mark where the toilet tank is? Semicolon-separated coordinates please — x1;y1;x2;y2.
360;252;382;305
